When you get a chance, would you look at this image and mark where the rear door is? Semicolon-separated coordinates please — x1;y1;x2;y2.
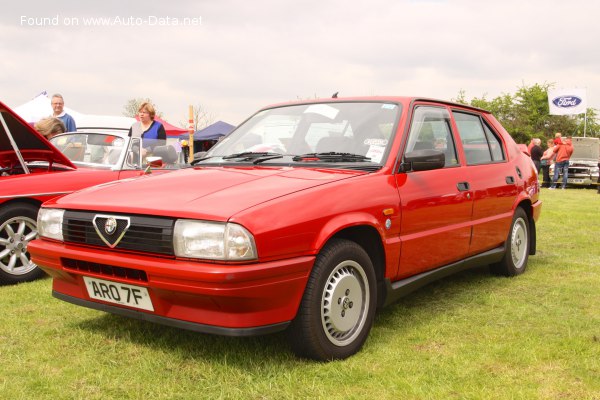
451;111;517;256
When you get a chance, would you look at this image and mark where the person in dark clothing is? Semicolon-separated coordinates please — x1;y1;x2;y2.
530;138;543;173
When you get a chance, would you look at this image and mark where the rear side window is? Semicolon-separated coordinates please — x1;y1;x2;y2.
406;106;459;167
452;111;505;165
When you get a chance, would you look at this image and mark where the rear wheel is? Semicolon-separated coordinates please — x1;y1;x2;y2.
0;203;45;285
288;238;377;361
491;207;530;277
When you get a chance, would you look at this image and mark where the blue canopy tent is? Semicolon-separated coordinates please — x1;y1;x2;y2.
179;121;235;159
180;121;235;141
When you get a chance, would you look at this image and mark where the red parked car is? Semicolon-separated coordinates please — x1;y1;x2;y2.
0;101;179;285
29;97;542;360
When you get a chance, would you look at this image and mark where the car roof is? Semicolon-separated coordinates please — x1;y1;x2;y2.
0;101;75;168
259;96;490;114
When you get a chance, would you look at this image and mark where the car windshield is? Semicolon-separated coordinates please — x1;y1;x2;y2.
201;102;400;166
50;132;127;168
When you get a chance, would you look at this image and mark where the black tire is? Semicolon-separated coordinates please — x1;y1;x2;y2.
0;203;46;285
490;207;530;277
287;238;377;361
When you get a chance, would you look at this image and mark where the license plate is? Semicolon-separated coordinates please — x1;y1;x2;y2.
83;276;154;311
568;178;584;184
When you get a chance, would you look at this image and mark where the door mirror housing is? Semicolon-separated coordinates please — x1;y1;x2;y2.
401;149;445;172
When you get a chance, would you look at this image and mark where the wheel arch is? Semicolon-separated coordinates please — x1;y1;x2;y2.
327;225;387;308
515;199;536;256
0;198;43;213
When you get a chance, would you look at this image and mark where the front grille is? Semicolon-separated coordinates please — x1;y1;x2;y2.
62;258;148;281
569;168;593;177
63;210;175;255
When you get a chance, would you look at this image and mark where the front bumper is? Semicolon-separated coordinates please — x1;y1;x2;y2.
29;239;314;335
567;176;596;186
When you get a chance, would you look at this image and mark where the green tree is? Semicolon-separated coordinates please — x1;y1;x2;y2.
455;83;599;144
574;108;600;137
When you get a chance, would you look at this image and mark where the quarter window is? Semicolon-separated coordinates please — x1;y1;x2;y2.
452;112;505;164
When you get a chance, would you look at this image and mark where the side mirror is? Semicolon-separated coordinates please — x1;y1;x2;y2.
401;149;445;172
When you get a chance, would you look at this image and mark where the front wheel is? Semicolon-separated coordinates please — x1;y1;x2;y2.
491;207;530;277
0;203;45;285
288;238;377;361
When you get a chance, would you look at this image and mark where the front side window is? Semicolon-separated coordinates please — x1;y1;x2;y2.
452;112;505;165
405;106;459;167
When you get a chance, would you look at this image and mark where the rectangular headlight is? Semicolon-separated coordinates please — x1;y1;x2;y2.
173;220;257;261
37;208;65;241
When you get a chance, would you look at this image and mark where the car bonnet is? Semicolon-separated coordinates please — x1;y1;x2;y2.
0;101;75;168
48;166;364;220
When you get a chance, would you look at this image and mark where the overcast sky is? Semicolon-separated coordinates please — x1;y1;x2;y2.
2;0;599;127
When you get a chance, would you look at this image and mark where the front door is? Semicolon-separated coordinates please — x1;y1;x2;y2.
394;105;473;279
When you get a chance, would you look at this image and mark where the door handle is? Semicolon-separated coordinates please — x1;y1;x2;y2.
457;182;470;191
506;176;515;184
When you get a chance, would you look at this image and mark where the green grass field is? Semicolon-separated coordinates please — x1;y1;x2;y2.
1;188;599;399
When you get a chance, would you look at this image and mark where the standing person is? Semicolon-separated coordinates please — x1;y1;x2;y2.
530;138;543;173
180;139;190;163
540;139;555;188
553;132;562;146
549;137;574;190
527;138;536;154
51;94;77;132
129;102;166;156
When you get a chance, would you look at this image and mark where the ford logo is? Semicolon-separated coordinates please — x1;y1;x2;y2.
552;96;583;108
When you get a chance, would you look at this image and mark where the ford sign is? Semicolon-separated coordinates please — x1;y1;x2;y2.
552;96;583;108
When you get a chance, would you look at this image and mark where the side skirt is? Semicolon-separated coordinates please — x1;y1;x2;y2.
383;246;505;307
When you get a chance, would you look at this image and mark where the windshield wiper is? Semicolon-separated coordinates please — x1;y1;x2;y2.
222;151;283;162
251;154;284;164
190;155;214;165
292;152;371;162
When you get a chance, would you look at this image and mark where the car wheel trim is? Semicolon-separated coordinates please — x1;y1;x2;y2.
0;216;38;276
321;260;370;347
510;217;528;270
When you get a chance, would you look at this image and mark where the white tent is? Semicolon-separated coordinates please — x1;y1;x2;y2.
76;115;135;130
13;92;83;124
13;92;134;130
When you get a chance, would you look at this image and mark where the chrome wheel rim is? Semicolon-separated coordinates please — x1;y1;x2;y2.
0;216;38;276
510;217;528;270
321;260;370;346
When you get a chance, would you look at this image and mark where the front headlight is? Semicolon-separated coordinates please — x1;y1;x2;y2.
37;208;65;241
173;220;257;261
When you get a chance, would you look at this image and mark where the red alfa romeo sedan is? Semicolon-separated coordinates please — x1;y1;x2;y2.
29;97;542;360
